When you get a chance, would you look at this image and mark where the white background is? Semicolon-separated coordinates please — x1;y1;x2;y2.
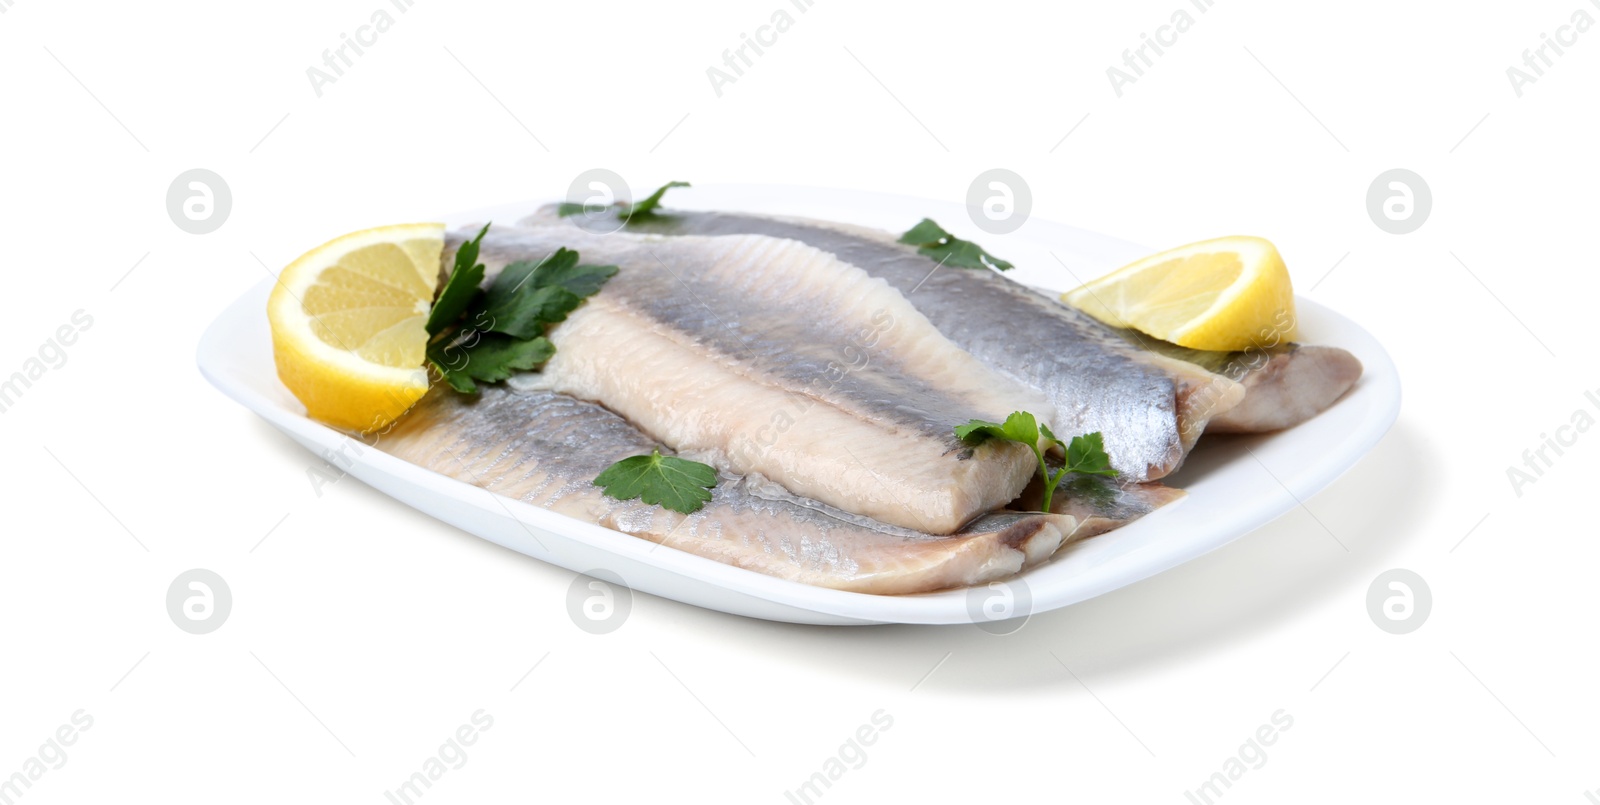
2;0;1597;802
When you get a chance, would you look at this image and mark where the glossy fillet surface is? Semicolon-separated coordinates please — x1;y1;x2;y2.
522;208;1246;481
452;227;1053;534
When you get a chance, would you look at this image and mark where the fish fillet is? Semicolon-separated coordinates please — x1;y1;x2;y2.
1122;339;1364;433
574;209;1361;436
743;218;1360;433
521;208;1244;481
452;227;1054;534
378;386;1082;595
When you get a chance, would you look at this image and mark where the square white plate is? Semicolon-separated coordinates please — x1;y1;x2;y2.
197;185;1400;625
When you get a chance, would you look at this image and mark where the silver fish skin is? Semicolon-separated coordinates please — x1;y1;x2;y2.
519;207;1244;482
754;217;1361;433
378;386;1080;595
591;209;1361;436
448;227;1055;534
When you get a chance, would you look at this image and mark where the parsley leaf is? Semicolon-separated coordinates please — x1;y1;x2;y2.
483;285;583;340
556;181;690;221
623;181;689;219
955;412;1115;512
919;238;1014;272
1063;431;1116;477
593;448;719;514
898;218;1014;271
489;248;621;307
480;248;619;339
898;218;950;245
426;337;479;393
954;411;1039;448
556;202;609;218
488;248;577;303
459;333;555;384
536;259;621;298
482;251;583;339
426;224;489;336
423;225;617;394
427;333;556;394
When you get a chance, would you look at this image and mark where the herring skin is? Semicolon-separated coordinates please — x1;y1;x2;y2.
448;227;1055;534
539;208;1363;442
523;207;1247;482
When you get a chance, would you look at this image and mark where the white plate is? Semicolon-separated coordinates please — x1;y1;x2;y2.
197;185;1400;626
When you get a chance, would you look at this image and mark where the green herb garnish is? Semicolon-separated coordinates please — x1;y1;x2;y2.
426;224;489;335
955;412;1115;513
593;448;719;514
480;249;579;338
556;201;606;217
898;218;1014;271
516;251;623;297
424;226;616;393
1060;431;1115;477
428;333;555;393
557;180;690;220
623;181;689;218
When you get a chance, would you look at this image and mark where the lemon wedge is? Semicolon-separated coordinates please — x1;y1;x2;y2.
267;223;444;432
1062;236;1297;352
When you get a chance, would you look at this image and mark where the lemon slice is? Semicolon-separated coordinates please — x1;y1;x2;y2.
1062;236;1297;352
267;223;444;432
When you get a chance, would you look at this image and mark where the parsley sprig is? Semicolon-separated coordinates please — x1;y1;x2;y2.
955;412;1116;513
898;218;1014;271
425;223;488;336
624;181;689;218
558;181;691;220
593;448;719;514
424;224;618;393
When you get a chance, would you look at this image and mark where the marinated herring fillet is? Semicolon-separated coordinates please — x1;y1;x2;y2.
378;386;1081;595
577;209;1361;437
521;208;1245;481
449;227;1055;534
1118;338;1364;434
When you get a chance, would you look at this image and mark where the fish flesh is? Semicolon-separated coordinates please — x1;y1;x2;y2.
675;212;1363;435
363;206;1341;594
464;227;1054;534
520;208;1247;482
1122;338;1364;433
581;211;1362;436
451;227;1055;534
527;209;1365;452
377;385;1084;595
1209;346;1362;432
